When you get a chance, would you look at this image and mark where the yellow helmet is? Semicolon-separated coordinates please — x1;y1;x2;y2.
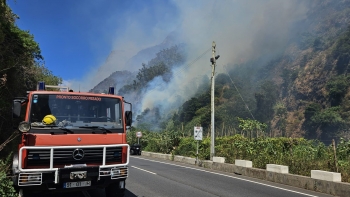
42;114;56;125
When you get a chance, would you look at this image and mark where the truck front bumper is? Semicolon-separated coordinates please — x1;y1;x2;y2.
13;144;129;193
14;165;127;193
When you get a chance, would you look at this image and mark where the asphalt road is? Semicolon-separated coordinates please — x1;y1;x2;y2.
32;156;335;197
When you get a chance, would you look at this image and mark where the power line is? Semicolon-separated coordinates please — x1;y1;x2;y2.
170;47;212;80
223;65;255;120
161;47;212;104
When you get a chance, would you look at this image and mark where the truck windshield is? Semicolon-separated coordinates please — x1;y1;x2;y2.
29;94;123;130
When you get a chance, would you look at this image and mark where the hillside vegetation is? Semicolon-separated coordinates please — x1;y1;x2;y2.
120;0;350;182
115;1;350;144
127;129;350;182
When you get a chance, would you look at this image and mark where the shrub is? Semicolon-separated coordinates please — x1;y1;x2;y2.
304;103;322;120
170;135;350;182
0;154;16;197
311;106;344;125
326;75;350;105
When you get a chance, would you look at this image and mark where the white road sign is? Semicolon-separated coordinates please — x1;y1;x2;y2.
194;127;203;140
136;131;142;138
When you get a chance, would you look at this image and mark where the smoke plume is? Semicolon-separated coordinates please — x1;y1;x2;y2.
138;0;310;119
65;0;313;126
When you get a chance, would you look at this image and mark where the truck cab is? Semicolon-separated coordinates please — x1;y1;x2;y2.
12;82;132;197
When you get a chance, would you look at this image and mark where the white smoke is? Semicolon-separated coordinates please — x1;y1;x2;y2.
139;0;309;117
63;1;180;92
63;0;312;123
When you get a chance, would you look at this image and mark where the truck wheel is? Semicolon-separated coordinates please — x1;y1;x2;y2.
105;181;125;197
18;189;33;197
18;189;24;197
18;189;34;197
12;154;19;185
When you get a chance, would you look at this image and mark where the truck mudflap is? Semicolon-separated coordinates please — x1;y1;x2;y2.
15;144;129;187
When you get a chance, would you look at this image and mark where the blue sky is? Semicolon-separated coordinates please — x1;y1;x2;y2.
8;0;179;83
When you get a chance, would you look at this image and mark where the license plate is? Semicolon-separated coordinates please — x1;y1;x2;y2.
64;181;91;188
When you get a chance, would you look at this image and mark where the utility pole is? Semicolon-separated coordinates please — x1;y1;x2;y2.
210;41;219;160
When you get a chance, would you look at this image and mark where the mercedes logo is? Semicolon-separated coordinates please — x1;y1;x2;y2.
77;137;81;142
72;149;84;160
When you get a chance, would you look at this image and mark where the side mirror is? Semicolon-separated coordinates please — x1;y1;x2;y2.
13;100;21;118
125;111;132;126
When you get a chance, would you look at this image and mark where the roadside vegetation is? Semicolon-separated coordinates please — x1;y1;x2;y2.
127;128;350;183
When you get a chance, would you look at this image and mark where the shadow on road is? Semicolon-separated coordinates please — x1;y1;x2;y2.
124;189;138;197
24;188;138;197
88;188;138;197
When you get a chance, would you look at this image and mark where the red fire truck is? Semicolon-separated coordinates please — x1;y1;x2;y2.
12;82;132;197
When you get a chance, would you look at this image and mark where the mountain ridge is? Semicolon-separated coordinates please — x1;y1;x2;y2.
90;32;181;93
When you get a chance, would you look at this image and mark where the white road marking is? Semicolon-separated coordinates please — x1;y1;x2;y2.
133;157;319;197
131;165;157;175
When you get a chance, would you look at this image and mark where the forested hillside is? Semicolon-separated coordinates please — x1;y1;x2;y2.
94;0;350;144
205;0;350;142
121;1;350;183
103;45;187;130
89;70;136;94
176;0;350;143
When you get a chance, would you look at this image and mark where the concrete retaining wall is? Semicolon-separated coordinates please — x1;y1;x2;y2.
141;151;350;197
145;152;172;160
174;155;196;165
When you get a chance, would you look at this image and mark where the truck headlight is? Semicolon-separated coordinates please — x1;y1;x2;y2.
18;122;30;133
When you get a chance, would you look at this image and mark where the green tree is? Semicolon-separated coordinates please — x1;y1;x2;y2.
273;102;287;136
311;107;344;126
326;75;350;106
255;80;279;123
238;117;267;139
332;26;350;74
304;103;322;121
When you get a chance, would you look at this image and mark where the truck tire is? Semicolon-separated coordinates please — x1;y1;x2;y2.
18;189;34;197
12;154;19;185
105;181;125;197
18;189;24;197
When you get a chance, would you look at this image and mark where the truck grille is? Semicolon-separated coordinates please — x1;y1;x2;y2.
27;147;122;166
